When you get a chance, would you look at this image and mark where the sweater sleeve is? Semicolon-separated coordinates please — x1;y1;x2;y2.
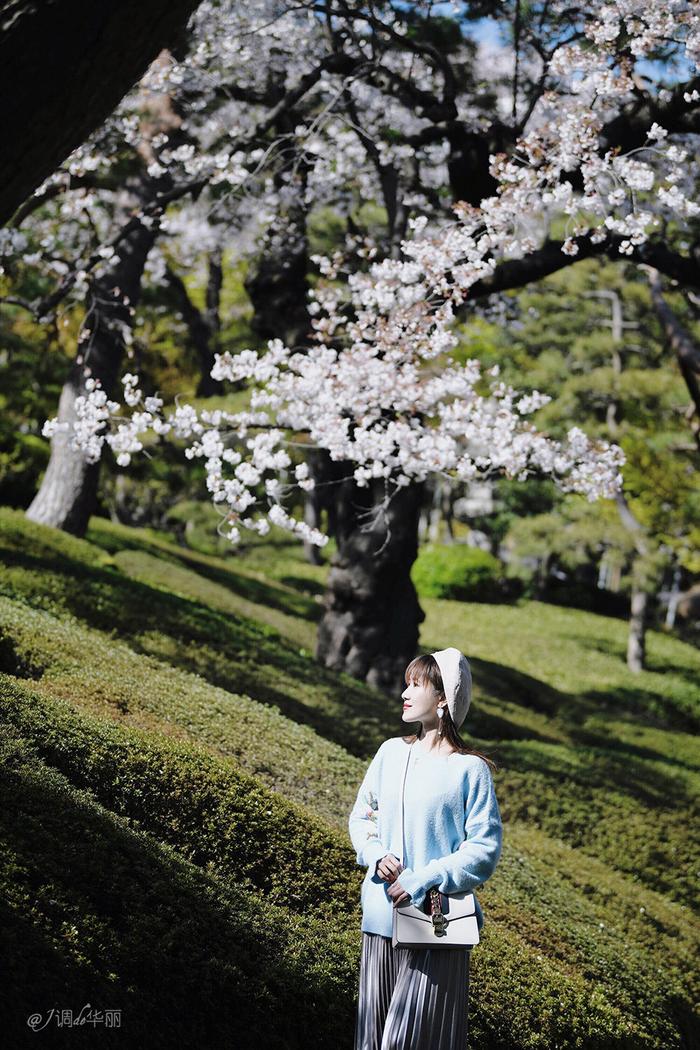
398;758;503;909
348;743;389;872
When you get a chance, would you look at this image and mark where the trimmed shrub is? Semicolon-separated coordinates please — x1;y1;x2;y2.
0;726;359;1050
1;507;697;1047
1;676;695;1049
412;543;520;602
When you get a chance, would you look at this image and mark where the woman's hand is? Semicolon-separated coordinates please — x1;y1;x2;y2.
386;879;412;908
375;853;403;883
375;854;412;906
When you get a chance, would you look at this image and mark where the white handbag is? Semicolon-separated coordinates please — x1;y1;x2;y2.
391;741;480;949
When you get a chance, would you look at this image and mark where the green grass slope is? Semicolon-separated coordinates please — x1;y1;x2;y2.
0;507;698;1048
0;703;356;1050
2;676;692;1049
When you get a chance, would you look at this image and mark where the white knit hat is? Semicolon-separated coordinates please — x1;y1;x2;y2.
431;647;472;729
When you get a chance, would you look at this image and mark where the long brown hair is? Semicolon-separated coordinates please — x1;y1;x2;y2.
402;653;499;774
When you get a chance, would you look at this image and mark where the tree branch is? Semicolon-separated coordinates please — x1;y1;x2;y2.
458;232;700;306
644;265;700;450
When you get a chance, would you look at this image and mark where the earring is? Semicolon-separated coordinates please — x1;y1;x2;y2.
437;707;444;718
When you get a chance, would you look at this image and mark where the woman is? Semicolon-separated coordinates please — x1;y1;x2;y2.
348;647;503;1050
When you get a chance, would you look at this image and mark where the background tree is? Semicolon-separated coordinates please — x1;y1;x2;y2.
473;257;699;668
22;55;189;534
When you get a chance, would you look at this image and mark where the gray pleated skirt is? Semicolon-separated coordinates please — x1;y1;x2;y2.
354;932;471;1050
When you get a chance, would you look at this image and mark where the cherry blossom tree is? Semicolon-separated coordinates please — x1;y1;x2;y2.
19;55;187;533
6;4;333;532
7;0;700;687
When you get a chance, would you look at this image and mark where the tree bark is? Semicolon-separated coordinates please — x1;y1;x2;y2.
316;467;426;696
591;296;658;673
25;205;157;535
614;491;654;673
165;249;224;398
244;195;311;351
0;0;200;225
243;156;323;560
627;585;648;672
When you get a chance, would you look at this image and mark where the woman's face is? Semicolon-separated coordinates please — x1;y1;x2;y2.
401;674;442;724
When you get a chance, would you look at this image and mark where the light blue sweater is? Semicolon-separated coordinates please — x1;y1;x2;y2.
348;736;503;938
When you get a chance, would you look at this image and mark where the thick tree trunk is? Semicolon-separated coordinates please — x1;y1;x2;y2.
23;370;104;535
244;200;311;351
0;0;200;225
316;467;426;696
243;160;324;561
165;249;224;397
25;209;157;535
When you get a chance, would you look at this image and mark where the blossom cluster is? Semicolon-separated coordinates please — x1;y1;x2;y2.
7;0;698;319
28;0;700;550
43;327;626;547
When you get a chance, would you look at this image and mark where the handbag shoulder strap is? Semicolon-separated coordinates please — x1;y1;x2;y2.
399;739;414;866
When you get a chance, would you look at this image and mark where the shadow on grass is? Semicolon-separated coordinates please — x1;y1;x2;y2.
277;574;327;598
555;627;699;732
0;545;394;754
578;684;698;735
88;520;323;620
0;732;357;1050
464;657;562;718
498;734;695;810
567;722;700;776
115;548;321;623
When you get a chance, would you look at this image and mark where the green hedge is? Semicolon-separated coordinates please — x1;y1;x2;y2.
1;507;697;1046
0;725;357;1050
0;677;359;922
412;543;518;602
0;593;371;830
1;676;694;1048
1;593;695;913
0;507;389;754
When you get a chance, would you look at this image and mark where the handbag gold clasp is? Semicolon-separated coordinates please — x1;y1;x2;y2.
429;888;448;937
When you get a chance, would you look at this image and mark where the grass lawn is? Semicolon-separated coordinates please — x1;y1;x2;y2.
0;506;697;1048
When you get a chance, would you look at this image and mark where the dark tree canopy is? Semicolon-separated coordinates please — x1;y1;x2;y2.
0;0;201;225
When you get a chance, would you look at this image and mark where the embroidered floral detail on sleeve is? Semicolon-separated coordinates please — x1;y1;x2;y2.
364;789;379;837
364;790;378;819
